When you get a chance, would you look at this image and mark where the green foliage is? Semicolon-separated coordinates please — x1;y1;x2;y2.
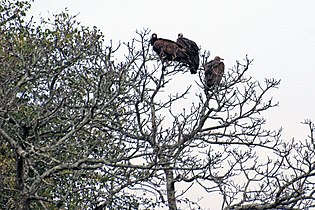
0;0;135;209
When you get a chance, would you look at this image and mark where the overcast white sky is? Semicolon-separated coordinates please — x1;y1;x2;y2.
29;0;315;208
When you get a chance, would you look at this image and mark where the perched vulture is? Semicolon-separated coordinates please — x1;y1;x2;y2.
204;56;225;88
150;33;196;74
176;33;200;74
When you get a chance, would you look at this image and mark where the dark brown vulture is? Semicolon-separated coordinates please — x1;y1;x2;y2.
150;33;195;74
176;33;200;74
204;56;225;89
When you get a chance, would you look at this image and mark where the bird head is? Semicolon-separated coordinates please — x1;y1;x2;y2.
178;33;184;38
150;33;158;45
152;33;157;38
214;56;224;61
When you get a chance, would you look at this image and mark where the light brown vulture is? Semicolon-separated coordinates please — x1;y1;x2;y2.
150;33;196;74
176;33;200;74
204;56;225;88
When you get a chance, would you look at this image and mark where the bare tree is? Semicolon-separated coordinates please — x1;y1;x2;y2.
1;1;315;210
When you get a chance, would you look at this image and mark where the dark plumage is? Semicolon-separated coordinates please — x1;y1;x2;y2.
150;33;187;62
204;56;225;88
176;33;200;74
150;33;196;74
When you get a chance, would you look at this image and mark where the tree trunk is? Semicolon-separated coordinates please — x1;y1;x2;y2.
16;155;30;210
16;125;30;210
164;168;177;210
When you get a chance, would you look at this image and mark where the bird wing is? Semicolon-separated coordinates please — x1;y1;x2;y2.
204;60;225;87
153;39;190;62
177;37;199;54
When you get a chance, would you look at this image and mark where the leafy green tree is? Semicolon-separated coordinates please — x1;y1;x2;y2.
0;0;141;209
1;1;315;210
